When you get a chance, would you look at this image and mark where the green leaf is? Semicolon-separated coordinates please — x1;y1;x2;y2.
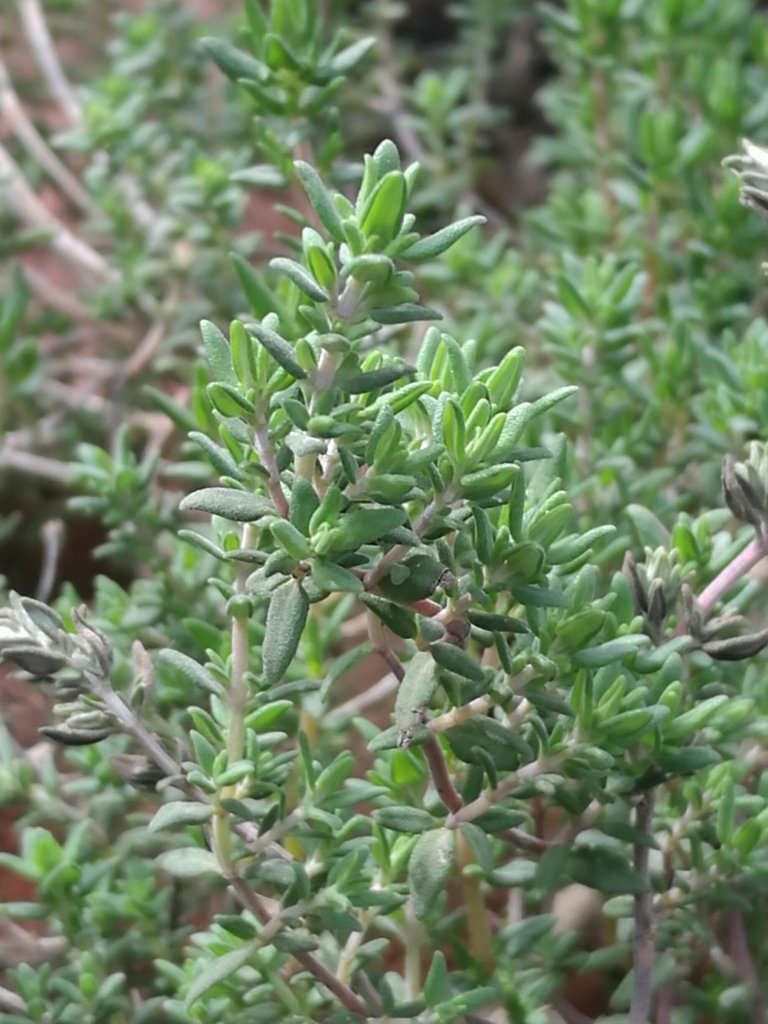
189;432;242;480
157;649;224;696
461;463;519;501
370;303;441;324
572;636;649;668
294;161;345;241
468;611;529;634
424;950;450;1007
149;802;213;832
569;846;645;895
269;257;329;303
400;216;486;261
395;652;439;745
663;695;730;742
341;363;415;394
156;848;220;878
446;718;533;771
360;593;416;639
180;488;273;522
373;806;435;833
262;578;309;685
247;322;307;379
231;252;292;323
330;506;407;550
200;37;266;82
409;828;456;918
200;320;236;385
429;642;485;683
626;504;672;548
500;915;557;957
207;382;255;417
360;170;407;242
185;943;255;1008
326;35;376;75
311;558;364;594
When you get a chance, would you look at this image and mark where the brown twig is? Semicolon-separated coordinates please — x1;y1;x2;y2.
422;735;462;814
228;876;372;1017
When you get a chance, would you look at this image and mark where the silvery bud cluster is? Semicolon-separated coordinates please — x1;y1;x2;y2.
0;595;116;745
623;547;681;641
721;443;768;534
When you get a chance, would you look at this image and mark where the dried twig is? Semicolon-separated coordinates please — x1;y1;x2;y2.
16;0;81;126
0;142;116;283
36;517;64;602
0;55;94;213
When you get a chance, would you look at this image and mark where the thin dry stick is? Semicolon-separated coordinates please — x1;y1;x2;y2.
628;789;657;1024
0;446;73;484
16;0;81;125
228;876;372;1017
17;0;155;231
36;518;64;602
0;143;116;282
0;56;94;212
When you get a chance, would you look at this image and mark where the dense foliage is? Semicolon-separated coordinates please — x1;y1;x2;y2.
3;1;768;1022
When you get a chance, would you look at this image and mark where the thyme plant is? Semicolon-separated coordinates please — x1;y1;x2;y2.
5;2;768;1023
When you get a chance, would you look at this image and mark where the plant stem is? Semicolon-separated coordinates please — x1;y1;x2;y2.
628;789;657;1024
456;828;494;971
17;0;81;126
422;735;462;814
230;877;372;1016
0;142;117;283
253;422;290;515
695;534;768;617
0;57;94;212
445;758;552;828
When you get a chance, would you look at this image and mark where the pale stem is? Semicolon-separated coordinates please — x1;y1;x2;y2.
402;904;423;1002
227;522;257;766
695;534;768;617
336;904;378;986
0;446;73;484
16;0;155;232
456;829;494;970
445;758;552;828
0;143;117;283
17;0;81;126
427;694;493;733
0;57;94;212
36;518;64;603
253;422;290;516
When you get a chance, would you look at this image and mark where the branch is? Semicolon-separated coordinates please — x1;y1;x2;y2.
228;877;373;1017
695;534;768;617
628;789;657;1024
0;55;94;212
0;142;117;283
17;0;81;127
422;735;462;814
